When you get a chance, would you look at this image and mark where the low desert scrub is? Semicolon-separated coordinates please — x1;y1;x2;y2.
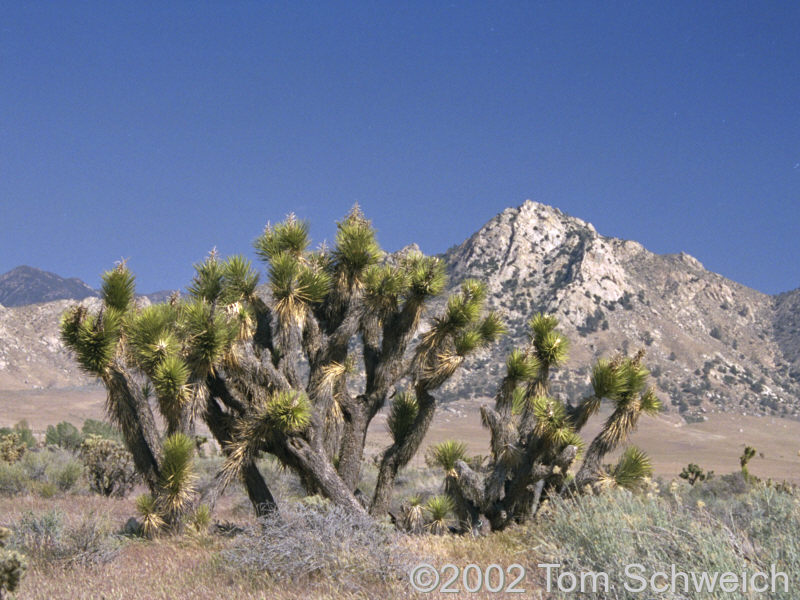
8;509;122;567
0;448;84;496
222;499;414;594
526;479;800;599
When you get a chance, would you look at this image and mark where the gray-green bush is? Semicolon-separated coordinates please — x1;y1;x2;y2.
528;482;800;599
9;510;121;566
0;448;83;496
223;500;413;592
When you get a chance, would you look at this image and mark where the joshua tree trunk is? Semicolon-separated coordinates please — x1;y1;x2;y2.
102;364;162;494
204;377;278;516
370;388;436;516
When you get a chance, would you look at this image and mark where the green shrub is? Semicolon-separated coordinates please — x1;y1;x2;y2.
0;447;84;496
33;481;58;498
45;421;83;451
18;450;49;481
81;419;121;442
189;504;211;534
79;435;138;497
50;458;83;492
0;461;28;495
10;511;64;562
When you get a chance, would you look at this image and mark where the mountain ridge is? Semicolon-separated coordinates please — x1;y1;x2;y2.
0;265;177;307
0;265;98;307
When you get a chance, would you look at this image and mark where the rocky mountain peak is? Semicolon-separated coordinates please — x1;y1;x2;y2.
439;201;800;420
445;200;627;323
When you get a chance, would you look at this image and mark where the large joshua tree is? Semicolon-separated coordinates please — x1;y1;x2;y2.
61;207;505;518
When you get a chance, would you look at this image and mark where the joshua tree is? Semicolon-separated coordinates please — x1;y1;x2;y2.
61;208;504;519
427;316;661;533
740;445;757;481
679;463;713;485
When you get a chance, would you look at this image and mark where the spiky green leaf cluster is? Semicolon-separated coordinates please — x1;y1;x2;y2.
188;251;224;303
219;390;312;489
443;280;486;331
404;253;447;299
534;330;569;366
363;264;409;313
510;386;529;416
611;446;653;490
591;358;625;399
416;279;504;389
527;313;569;367
454;329;483;356
453;312;506;357
427;440;467;472
425;494;455;522
135;493;166;538
220;255;259;304
331;206;382;283
60;307;122;375
506;349;540;381
531;396;581;450
264;390;312;435
615;359;650;400
478;311;507;342
158;433;196;518
126;304;180;371
591;355;661;420
189;504;212;534
152;354;191;423
268;252;331;325
387;392;419;443
528;312;559;340
101;264;136;312
254;215;311;262
179;300;238;375
639;387;661;415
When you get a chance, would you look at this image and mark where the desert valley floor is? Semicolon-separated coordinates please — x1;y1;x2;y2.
3;385;799;484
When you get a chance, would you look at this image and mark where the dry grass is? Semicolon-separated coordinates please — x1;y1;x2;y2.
2;491;557;599
4;465;797;599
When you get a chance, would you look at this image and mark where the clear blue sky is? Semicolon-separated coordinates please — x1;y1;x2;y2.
2;2;799;294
